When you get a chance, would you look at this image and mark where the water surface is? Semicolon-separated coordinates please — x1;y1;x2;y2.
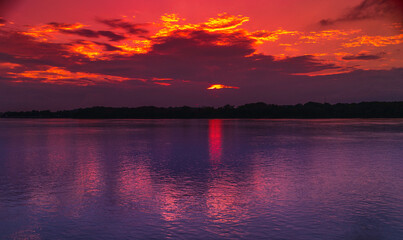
0;119;403;239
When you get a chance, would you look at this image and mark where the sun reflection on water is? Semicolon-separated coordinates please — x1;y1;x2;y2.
209;119;222;166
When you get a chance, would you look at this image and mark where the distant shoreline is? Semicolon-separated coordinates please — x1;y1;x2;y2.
2;101;403;119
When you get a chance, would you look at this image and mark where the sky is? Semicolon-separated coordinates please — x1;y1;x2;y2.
0;0;402;111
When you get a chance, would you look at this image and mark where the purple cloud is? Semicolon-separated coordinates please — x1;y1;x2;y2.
320;0;403;26
342;53;383;60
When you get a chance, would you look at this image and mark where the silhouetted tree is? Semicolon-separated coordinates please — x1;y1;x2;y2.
2;102;403;119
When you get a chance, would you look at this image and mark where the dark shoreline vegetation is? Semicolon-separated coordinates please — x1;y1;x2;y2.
2;102;403;119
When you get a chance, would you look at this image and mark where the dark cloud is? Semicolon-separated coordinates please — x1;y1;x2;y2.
320;0;403;26
47;22;128;42
61;29;126;41
319;19;335;26
98;18;149;35
72;29;337;85
97;30;126;41
151;30;255;57
0;30;83;66
0;17;6;24
342;53;383;60
1;25;338;93
67;40;124;54
61;28;99;38
275;55;338;73
0;52;54;68
94;42;122;52
48;22;78;29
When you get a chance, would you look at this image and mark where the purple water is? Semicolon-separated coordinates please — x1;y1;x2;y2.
0;119;403;239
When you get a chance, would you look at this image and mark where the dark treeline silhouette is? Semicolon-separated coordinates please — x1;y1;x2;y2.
2;102;403;119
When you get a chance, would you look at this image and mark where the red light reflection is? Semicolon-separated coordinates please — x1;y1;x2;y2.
209;119;223;165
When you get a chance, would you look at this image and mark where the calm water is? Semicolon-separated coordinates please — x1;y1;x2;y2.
0;119;403;240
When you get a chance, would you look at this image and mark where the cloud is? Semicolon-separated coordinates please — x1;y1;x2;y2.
22;22;85;40
200;13;249;31
0;30;82;66
0;13;360;84
94;42;122;51
342;52;383;60
320;0;403;26
98;18;149;35
97;30;126;41
0;17;6;25
0;13;402;111
299;30;361;43
61;28;126;41
343;33;403;47
1;16;338;89
7;66;131;86
24;22;127;42
0;62;20;69
151;29;256;57
47;22;84;29
207;84;239;90
62;28;99;38
71;27;338;87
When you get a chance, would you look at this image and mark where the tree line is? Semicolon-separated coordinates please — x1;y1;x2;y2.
2;102;403;119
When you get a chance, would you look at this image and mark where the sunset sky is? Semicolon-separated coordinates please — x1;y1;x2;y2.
0;0;402;110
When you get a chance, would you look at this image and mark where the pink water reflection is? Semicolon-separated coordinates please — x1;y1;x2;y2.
2;119;403;239
209;119;222;165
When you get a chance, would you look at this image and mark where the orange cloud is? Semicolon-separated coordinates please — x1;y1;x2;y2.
8;66;130;86
115;39;151;55
0;62;21;69
250;29;300;44
0;17;5;27
296;30;362;45
4;12;402;79
20;14;361;61
202;13;249;32
70;41;105;59
160;14;181;23
343;34;403;47
152;77;174;86
154;82;171;86
291;68;354;77
69;39;151;59
156;13;250;37
151;13;304;57
207;84;239;90
22;22;85;41
62;14;300;59
152;77;174;81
